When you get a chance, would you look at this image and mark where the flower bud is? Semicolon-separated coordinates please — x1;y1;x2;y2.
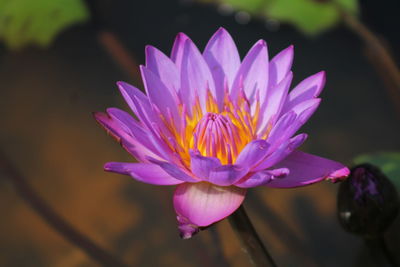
337;164;399;237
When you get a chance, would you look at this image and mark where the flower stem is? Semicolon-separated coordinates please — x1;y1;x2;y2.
228;205;277;267
334;2;400;117
365;236;399;267
0;152;128;267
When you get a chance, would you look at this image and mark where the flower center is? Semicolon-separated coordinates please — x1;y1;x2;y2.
193;112;242;164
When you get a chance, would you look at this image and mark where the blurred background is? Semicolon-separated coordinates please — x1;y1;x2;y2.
0;0;400;266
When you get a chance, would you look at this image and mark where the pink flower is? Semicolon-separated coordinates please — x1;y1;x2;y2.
94;28;349;238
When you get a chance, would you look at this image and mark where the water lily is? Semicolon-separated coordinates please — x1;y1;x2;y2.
94;27;349;239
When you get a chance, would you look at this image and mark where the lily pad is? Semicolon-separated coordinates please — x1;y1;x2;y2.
207;0;358;35
0;0;89;50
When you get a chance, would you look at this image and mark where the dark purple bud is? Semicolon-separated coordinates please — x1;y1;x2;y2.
337;164;399;237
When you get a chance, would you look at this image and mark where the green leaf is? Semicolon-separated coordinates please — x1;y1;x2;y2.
354;152;400;188
222;0;266;13
204;0;358;35
0;0;89;50
265;0;358;35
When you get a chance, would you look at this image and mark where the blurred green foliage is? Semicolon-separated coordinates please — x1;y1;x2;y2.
204;0;358;34
0;0;89;50
354;152;400;188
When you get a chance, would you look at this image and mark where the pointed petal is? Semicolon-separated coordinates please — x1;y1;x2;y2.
140;66;180;128
106;108;161;155
148;158;199;183
117;81;152;123
231;40;269;104
276;98;321;142
146;45;180;93
266;151;350;188
283;71;325;113
254;133;307;171
93;112;162;161
117;81;164;134
171;32;190;69
269;45;294;88
180;37;216;112
209;165;249;186
204;27;240;107
235;140;270;169
257;72;293;136
173;182;246;230
190;151;222;180
266;111;297;150
104;162;183;185
235;168;289;188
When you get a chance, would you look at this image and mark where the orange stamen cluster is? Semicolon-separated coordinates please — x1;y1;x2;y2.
155;90;261;167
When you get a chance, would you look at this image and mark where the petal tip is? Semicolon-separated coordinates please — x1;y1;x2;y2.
329;166;350;183
256;39;267;47
177;215;199;239
103;162;113;172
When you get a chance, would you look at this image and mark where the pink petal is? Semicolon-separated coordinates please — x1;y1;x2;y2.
180;37;216;113
254;133;308;171
235;168;289;188
104;162;183;185
203;27;240;107
190;151;222;180
282;71;325;114
149;158;199;183
266;111;297;150
231;40;269;104
235;140;270;169
266;151;350;188
117;81;163;133
257;72;293;136
145;45;180;94
106;108;169;159
117;81;152;124
174;182;247;237
269;45;294;88
93;112;162;162
171;32;190;70
140;66;180;129
209;164;249;186
277;98;321;141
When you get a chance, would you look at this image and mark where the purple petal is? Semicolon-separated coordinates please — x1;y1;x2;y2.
171;32;190;69
235;140;270;169
180;37;216;113
140;66;180;129
266;151;350;188
173;182;246;234
235;168;290;188
115;82;175;159
148;158;199;183
106;108;162;156
257;72;293;136
254;133;308;171
231;40;269;104
208;164;249;186
190;151;222;180
283;71;325;113
145;45;180;93
277;98;321;141
269;45;294;88
266;99;320;150
266;111;297;150
94;112;161;161
203;27;240;107
104;162;183;185
117;81;158;131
